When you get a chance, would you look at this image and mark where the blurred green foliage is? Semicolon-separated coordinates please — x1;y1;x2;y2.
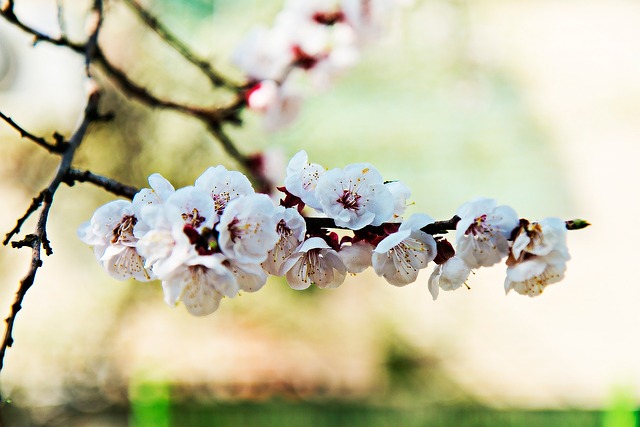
3;399;606;427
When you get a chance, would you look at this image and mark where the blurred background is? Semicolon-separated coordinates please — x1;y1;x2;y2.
0;0;638;425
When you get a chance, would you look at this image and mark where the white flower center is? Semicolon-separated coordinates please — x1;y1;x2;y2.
111;215;137;244
296;250;322;283
466;214;492;235
390;238;426;275
227;217;259;243
213;192;231;214
181;208;206;228
337;189;361;211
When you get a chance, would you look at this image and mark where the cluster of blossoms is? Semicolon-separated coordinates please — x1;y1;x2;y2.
79;151;574;316
233;0;408;130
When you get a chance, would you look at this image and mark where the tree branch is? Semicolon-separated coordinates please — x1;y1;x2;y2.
0;90;102;374
64;168;138;199
304;215;462;235
120;0;240;91
3;190;47;246
304;215;589;236
0;1;84;52
0;110;66;153
0;0;105;376
0;3;258;183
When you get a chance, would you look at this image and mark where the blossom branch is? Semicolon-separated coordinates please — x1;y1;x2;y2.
120;0;240;91
0;0;105;375
304;216;589;236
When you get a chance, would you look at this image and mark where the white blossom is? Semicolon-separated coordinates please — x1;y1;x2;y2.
194;165;254;215
246;80;304;132
308;25;360;89
284;150;326;209
262;206;307;276
282;17;359;89
428;256;471;300
372;214;437;286
78;200;152;281
315;162;394;229
232;25;294;81
455;198;518;269
505;218;570;297
216;194;280;264
162;254;238;317
135;209;196;281
163;186;216;233
282;237;347;289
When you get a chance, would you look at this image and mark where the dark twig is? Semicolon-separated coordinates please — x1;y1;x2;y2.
0;0;105;376
84;1;103;77
121;0;240;91
0;231;43;373
0;91;102;374
2;190;48;246
0;6;207;115
64;168;139;199
0;4;240;123
0;1;84;52
304;215;589;235
422;216;461;235
304;215;461;235
0;111;66;153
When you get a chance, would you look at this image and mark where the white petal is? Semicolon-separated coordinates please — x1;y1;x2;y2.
374;229;411;253
339;241;373;274
229;261;268;293
399;213;434;232
180;269;224;316
427;265;442;301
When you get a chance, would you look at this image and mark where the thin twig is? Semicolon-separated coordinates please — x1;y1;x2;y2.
0;1;84;52
0;4;256;181
121;0;240;91
0;111;66;153
3;190;47;246
64;168;139;199
0;5;241;124
0;92;102;375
